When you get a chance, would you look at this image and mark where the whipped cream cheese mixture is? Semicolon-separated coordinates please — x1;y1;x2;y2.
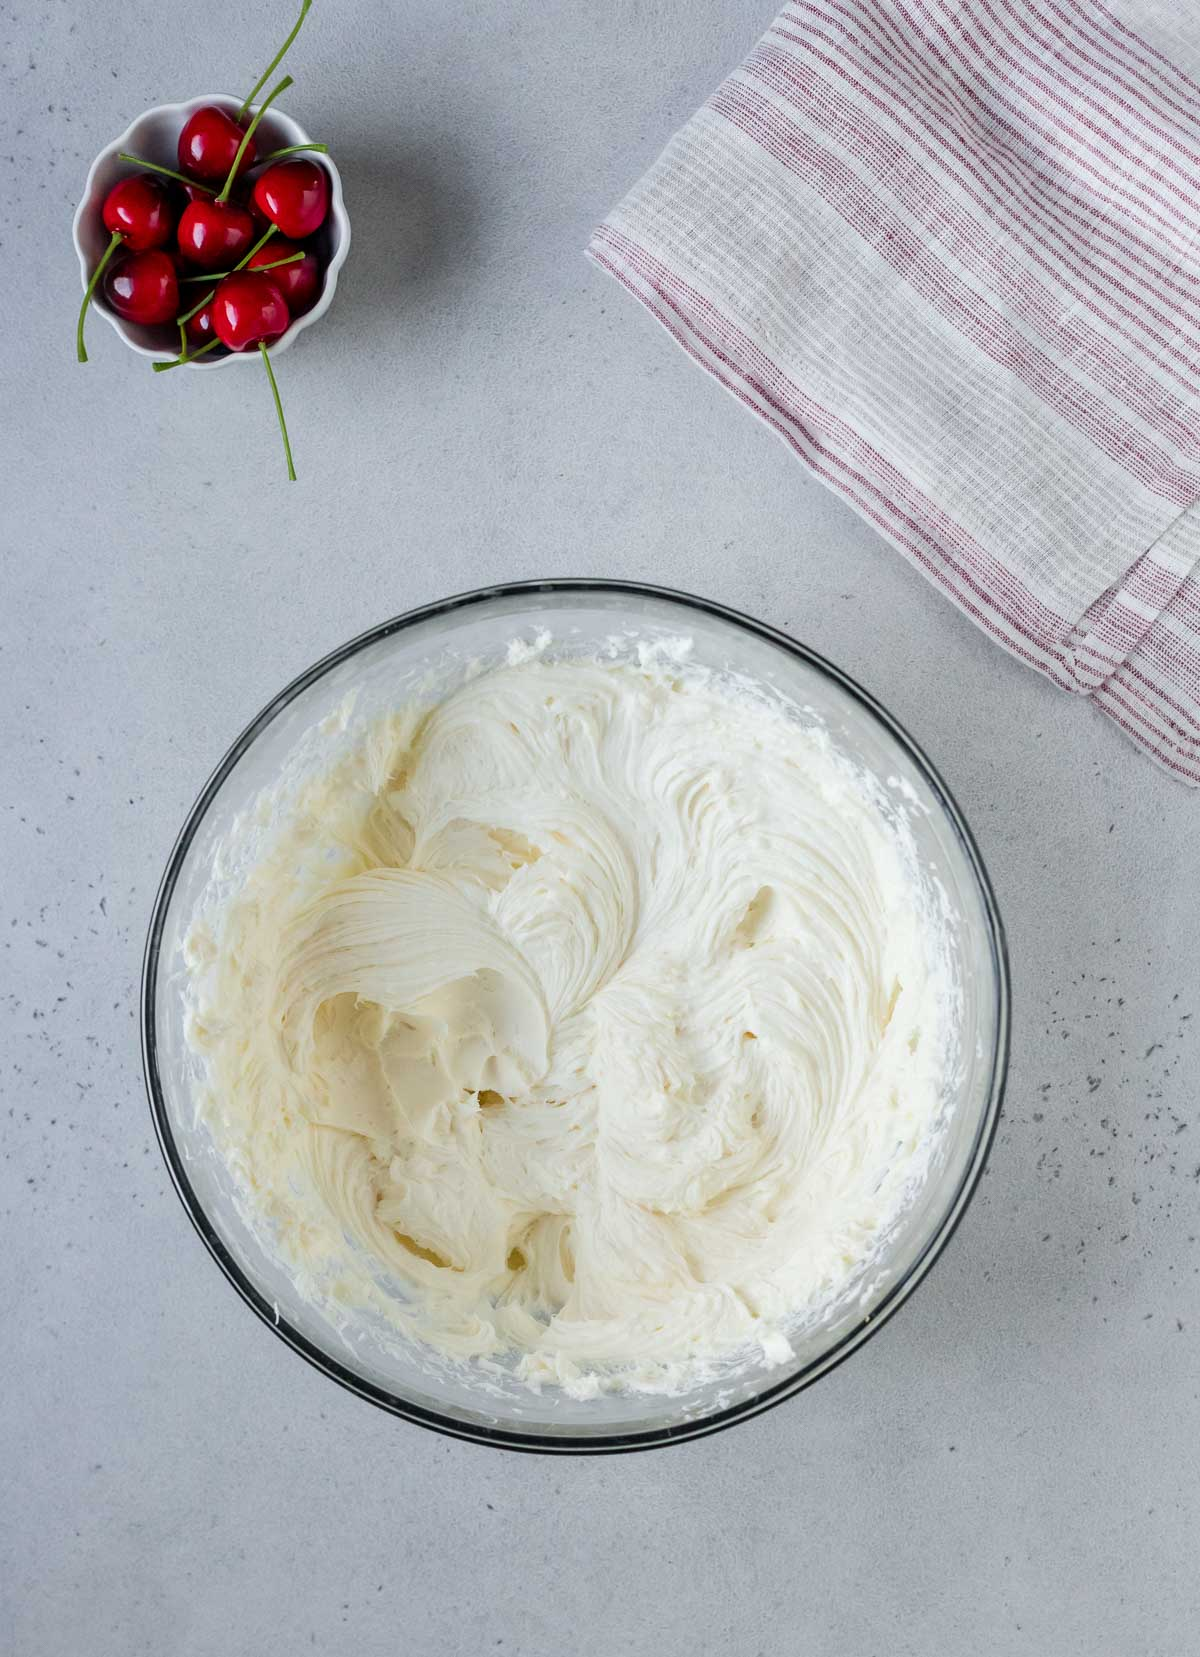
185;644;953;1394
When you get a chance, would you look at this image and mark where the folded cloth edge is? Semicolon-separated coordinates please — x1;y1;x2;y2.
586;0;1200;785
587;223;1200;784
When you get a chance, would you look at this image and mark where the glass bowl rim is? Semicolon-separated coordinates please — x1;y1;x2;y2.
141;578;1010;1455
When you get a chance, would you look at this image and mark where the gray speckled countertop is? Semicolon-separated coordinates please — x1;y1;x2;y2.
3;3;1199;1653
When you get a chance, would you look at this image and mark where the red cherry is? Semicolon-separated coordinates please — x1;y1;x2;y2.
177;198;255;270
211;271;290;351
252;159;328;239
178;105;255;184
211;269;298;479
101;174;175;252
244;185;272;232
184;303;217;348
247;237;321;314
103;249;179;325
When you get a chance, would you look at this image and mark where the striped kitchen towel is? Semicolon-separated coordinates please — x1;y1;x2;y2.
589;0;1200;782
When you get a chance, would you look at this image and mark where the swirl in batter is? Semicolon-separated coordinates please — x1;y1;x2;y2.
186;650;950;1393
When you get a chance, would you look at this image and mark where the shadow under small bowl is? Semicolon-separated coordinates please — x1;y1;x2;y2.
73;94;350;366
142;580;1009;1453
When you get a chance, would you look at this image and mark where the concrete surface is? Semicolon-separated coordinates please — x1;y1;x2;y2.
3;2;1199;1653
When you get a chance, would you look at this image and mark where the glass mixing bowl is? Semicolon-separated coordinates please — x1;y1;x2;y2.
142;580;1008;1453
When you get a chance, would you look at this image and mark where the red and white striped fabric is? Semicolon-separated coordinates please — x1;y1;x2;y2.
589;0;1200;782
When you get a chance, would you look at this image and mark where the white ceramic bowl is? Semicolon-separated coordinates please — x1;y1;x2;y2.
73;94;350;366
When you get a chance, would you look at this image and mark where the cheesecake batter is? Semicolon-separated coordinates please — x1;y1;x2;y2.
186;646;952;1394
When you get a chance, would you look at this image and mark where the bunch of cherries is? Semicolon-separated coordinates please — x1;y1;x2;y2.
76;0;331;479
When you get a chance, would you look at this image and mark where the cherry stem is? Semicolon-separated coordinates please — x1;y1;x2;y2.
180;250;303;283
260;342;296;481
176;291;212;327
259;142;328;162
256;250;305;272
153;338;221;372
217;75;293;203
76;229;123;363
176;225;277;324
116;152;215;192
237;0;312;122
